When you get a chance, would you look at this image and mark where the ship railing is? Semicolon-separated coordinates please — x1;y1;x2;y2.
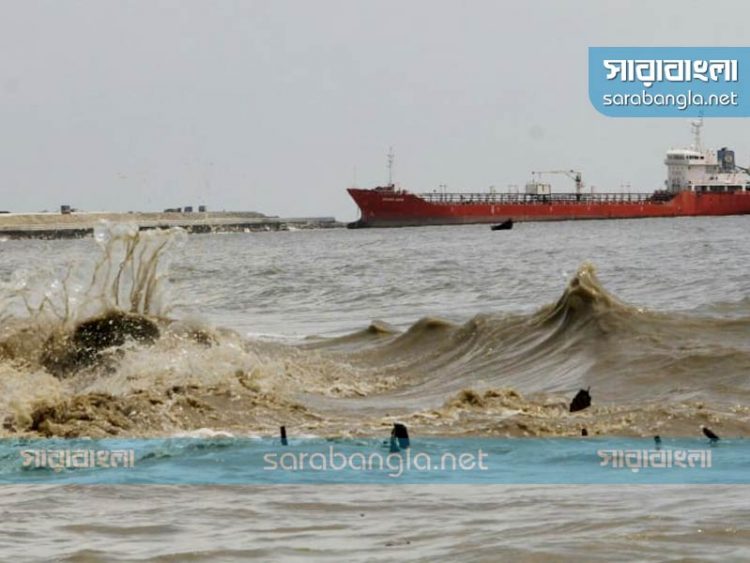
416;192;676;205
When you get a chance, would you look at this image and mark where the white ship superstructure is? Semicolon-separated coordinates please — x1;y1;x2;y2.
665;119;750;192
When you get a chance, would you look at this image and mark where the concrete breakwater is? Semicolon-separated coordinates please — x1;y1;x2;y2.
0;211;342;239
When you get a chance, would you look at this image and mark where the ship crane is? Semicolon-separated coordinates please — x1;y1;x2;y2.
531;169;585;197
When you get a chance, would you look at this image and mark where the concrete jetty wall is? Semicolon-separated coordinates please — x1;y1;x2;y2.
0;211;343;239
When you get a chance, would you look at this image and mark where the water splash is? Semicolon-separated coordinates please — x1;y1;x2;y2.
88;222;187;318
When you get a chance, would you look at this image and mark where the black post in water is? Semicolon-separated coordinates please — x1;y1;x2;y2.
280;426;288;446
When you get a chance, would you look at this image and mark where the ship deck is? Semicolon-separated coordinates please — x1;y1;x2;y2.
415;191;675;205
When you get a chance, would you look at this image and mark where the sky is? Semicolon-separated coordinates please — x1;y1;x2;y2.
1;0;749;221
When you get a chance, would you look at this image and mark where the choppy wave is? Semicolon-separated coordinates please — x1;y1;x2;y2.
1;223;750;439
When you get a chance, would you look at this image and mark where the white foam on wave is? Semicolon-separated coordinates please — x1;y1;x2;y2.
171;428;236;439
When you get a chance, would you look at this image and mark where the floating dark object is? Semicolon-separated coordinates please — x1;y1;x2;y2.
392;423;410;449
569;387;591;413
654;435;662;450
490;219;513;231
701;426;720;443
280;426;288;446
581;427;588;437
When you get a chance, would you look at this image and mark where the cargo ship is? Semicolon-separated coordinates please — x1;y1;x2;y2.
347;121;750;228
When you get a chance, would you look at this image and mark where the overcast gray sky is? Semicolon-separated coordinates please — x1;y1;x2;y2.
1;0;749;220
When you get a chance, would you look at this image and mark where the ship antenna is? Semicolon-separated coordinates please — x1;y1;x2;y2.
691;116;704;151
387;146;395;186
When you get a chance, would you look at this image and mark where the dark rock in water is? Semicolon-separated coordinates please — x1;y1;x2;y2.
569;387;591;413
392;423;410;449
41;311;160;377
73;311;159;352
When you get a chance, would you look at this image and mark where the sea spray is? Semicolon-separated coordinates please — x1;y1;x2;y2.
0;221;186;327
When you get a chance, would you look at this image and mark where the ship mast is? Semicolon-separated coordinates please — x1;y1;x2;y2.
387;146;395;186
691;117;704;152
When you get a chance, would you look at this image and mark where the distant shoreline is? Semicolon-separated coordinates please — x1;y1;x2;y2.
0;211;343;239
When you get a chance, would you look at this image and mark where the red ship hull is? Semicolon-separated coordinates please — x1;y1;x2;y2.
347;188;750;227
